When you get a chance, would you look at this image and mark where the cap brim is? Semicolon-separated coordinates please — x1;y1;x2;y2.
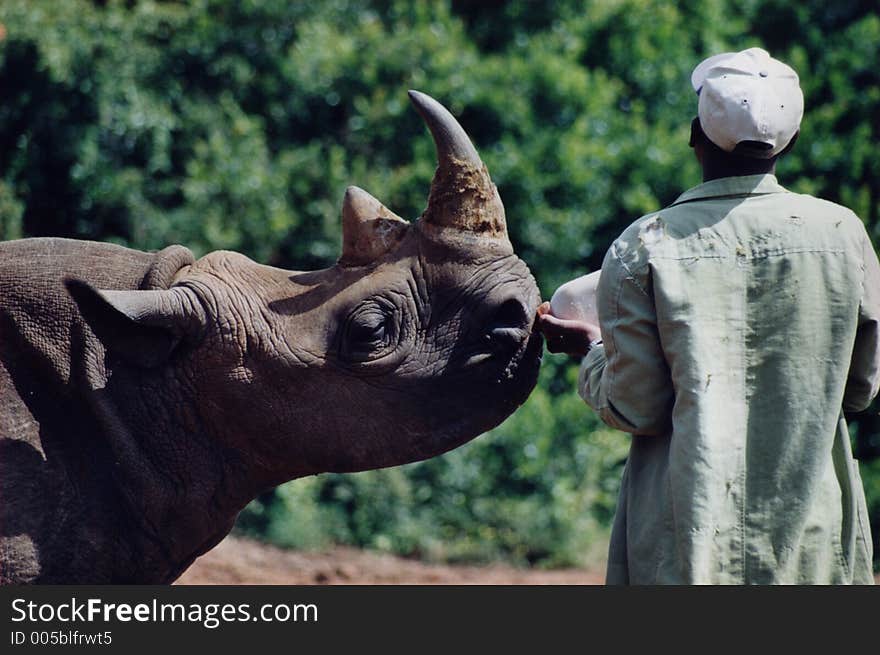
691;52;736;93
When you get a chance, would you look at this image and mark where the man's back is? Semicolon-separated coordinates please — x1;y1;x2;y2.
580;173;878;583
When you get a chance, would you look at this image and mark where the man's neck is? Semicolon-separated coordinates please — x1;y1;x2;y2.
700;153;777;182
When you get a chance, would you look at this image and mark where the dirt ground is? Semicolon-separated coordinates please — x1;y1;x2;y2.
176;535;606;585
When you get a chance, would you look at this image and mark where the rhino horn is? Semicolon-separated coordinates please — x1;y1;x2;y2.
338;186;409;267
408;90;510;247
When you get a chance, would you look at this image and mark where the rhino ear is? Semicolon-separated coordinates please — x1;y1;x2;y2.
338;186;409;267
65;278;207;368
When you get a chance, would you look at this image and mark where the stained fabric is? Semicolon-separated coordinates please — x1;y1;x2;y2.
580;174;879;584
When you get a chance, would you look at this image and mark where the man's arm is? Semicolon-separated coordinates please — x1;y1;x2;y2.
577;242;674;435
536;240;675;435
844;227;880;412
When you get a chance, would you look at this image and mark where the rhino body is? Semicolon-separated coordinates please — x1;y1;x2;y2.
0;92;542;583
1;239;213;582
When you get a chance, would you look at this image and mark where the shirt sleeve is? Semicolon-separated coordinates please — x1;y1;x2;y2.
578;240;674;435
844;227;880;412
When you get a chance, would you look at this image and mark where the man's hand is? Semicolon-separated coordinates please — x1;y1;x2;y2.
535;302;601;357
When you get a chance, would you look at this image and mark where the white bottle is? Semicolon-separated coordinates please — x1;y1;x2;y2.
549;270;601;325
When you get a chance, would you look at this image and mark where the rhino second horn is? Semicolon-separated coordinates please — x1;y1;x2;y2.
338;186;409;267
407;90;510;247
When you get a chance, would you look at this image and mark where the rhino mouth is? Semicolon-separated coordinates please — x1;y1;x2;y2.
455;317;543;387
501;326;543;383
460;330;534;369
462;352;495;367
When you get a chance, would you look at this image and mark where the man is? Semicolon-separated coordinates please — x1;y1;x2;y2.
537;47;880;584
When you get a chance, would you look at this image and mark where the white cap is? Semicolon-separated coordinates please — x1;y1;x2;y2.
691;47;803;158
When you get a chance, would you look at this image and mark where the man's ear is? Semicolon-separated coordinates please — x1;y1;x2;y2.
65;279;207;368
689;116;701;149
779;130;799;157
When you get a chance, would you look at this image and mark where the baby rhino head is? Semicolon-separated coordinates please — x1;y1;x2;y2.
72;92;543;480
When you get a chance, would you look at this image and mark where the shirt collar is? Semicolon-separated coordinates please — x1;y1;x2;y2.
670;174;787;207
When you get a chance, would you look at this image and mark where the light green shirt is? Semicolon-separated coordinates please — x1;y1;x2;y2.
580;174;880;584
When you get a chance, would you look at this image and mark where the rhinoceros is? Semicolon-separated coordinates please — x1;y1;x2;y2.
0;91;543;583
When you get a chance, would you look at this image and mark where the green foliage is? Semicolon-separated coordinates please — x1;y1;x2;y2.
2;0;878;568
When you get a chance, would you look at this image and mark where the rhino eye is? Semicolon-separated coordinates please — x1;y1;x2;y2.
341;299;399;363
350;308;387;343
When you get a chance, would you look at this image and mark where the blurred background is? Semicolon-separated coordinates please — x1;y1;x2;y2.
1;0;878;576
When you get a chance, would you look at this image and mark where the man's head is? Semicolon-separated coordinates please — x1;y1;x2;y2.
689;47;803;179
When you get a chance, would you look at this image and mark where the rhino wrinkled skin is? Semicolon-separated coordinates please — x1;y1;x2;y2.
0;92;543;583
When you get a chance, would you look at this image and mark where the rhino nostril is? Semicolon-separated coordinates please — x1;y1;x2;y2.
491;298;529;328
487;298;529;346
